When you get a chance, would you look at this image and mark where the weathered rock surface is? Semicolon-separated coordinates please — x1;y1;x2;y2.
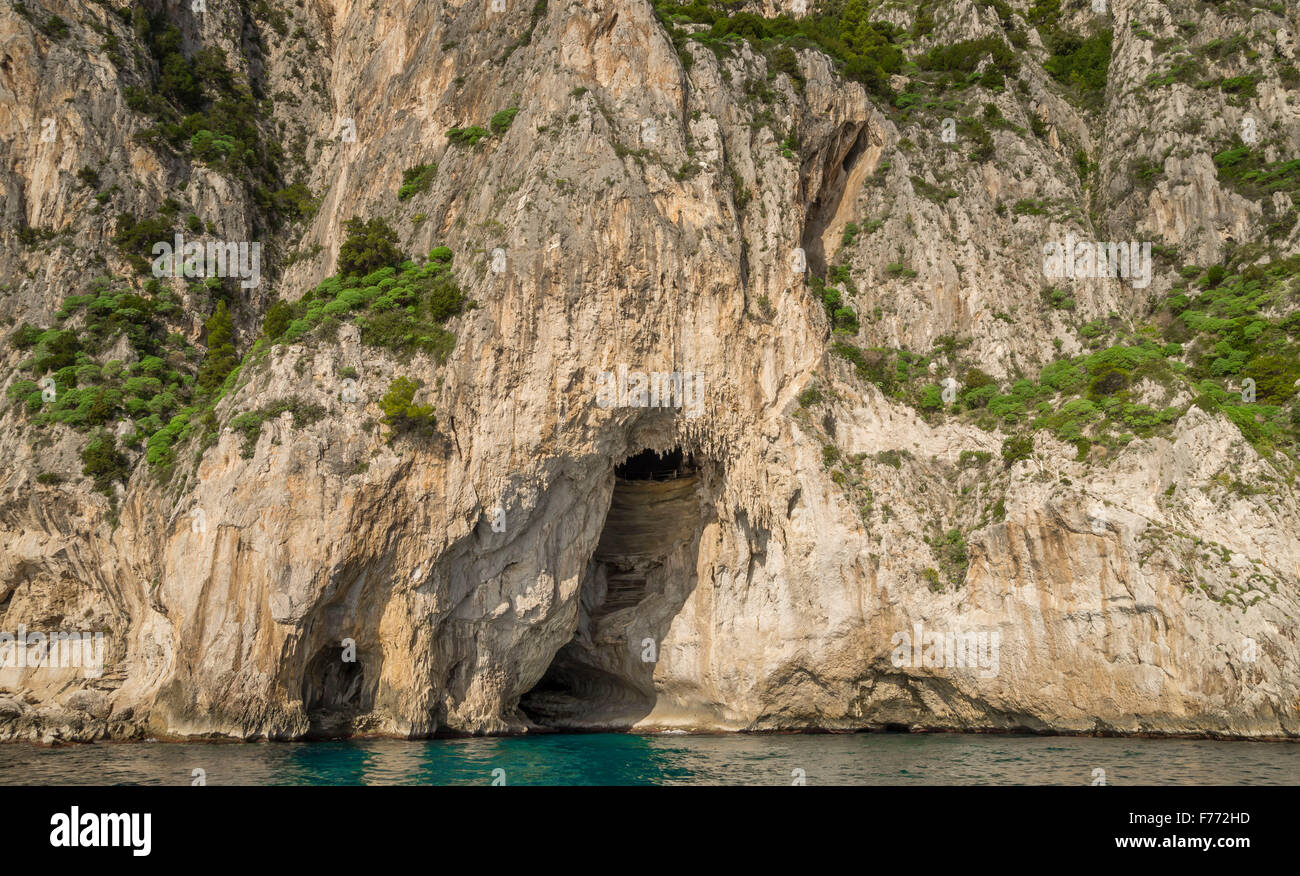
0;0;1297;742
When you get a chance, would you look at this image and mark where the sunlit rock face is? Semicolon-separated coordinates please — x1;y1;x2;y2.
0;0;1297;742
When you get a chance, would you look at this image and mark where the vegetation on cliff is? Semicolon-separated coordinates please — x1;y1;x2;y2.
6;217;468;489
821;256;1300;466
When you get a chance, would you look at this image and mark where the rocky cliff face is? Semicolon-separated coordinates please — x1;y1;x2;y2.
1;0;1298;742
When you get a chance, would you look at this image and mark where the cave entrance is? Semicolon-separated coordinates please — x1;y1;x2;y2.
302;644;368;737
520;448;705;729
802;122;871;279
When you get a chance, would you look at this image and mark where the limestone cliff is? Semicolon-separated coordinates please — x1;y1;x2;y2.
1;0;1298;742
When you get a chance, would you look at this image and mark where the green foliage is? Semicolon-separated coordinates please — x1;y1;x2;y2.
1042;285;1076;310
227;397;327;458
959;450;992;468
1213;143;1300;229
121;8;295;221
446;126;491;147
769;45;803;92
261;299;293;341
9;324;43;350
112;212;173;273
917;36;1020;80
919;384;943;411
833;342;928;397
279;243;468;362
1220;74;1260;97
935;528;969;588
876;449;904;469
40;14;70;40
197;300;238;393
272;181;319;221
82;431;129;495
1001;434;1033;466
500;0;548;65
5;232;472;489
797;385;823;407
145;412;190;470
489;107;519;135
836;253;1300;463
821;444;840;467
379;376;436;438
397;163;437;200
650;0;905;100
810;273;859;334
1134;155;1163;186
1043;29;1112;105
7;274;206;482
338;217;402;277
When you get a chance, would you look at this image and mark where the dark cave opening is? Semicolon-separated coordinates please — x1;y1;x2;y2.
615;447;695;481
303;645;366;736
802;122;870;279
519;447;705;729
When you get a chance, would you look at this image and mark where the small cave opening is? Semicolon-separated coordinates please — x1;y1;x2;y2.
802;121;871;279
615;447;695;481
519;446;706;730
302;645;367;737
841;124;869;173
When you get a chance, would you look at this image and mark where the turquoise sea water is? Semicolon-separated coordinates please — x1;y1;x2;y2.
2;732;1298;785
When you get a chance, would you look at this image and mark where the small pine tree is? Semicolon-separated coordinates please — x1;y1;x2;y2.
338;217;403;277
197;300;238;393
261;299;293;340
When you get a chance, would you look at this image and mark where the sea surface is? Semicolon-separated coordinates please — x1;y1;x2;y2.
2;732;1298;785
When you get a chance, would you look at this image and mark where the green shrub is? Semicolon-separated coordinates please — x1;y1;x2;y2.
9;323;43;350
918;36;1019;79
379;376;435;438
1001;434;1033;466
936;528;968;587
397;163;437;200
82;432;129;494
227;397;327;458
338;217;402;277
651;0;904;99
489;107;519;135
262;299;293;340
112;212;173;272
1043;29;1112;105
446;126;490;147
272;181;319;220
196;301;238;393
42;15;70;40
919;384;943;411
